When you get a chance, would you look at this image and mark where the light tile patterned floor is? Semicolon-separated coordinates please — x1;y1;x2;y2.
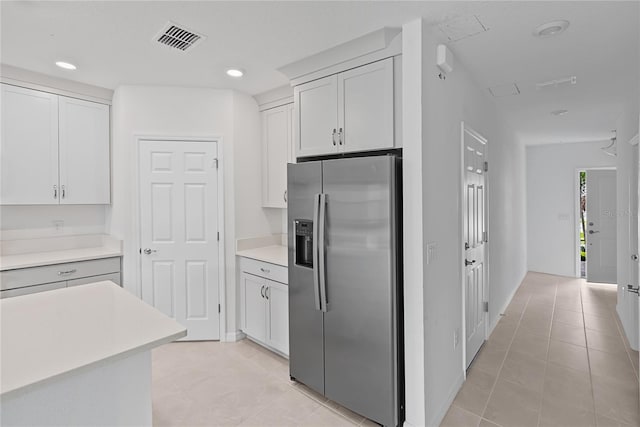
152;338;374;426
443;272;640;427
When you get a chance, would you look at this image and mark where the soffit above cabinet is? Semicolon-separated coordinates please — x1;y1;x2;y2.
278;27;402;87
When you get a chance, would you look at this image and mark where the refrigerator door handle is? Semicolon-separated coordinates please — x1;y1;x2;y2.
318;193;328;312
312;193;322;311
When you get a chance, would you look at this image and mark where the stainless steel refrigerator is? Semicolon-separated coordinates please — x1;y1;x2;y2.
287;154;403;427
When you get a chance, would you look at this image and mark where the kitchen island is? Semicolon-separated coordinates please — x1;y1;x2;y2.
0;281;186;426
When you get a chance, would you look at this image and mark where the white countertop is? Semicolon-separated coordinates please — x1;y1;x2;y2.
0;281;186;397
236;245;288;267
0;246;123;271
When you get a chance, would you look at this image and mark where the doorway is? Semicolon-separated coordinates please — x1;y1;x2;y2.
137;138;223;341
461;123;489;369
576;169;617;283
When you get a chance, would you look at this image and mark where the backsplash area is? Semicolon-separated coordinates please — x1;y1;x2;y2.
0;205;107;240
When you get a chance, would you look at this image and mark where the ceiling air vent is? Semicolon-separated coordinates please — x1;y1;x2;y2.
154;21;206;52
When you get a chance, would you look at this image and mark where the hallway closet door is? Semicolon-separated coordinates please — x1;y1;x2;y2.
586;170;617;283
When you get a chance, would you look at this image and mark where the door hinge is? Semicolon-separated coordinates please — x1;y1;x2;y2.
217;231;220;241
483;231;488;243
483;301;489;312
484;161;488;172
218;304;221;313
139;248;142;254
213;158;219;169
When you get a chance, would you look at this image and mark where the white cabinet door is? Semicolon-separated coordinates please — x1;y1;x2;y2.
1;85;59;205
262;105;289;208
59;96;110;204
287;103;296;164
295;75;338;158
266;280;289;355
338;57;394;153
242;272;267;342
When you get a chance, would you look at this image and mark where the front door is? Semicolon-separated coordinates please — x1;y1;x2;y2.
586;170;617;283
463;126;488;368
139;139;220;340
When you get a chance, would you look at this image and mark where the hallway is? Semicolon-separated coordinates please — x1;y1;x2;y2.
443;272;639;427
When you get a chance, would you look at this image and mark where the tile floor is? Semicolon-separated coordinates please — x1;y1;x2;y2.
152;337;372;426
152;272;639;427
443;273;640;427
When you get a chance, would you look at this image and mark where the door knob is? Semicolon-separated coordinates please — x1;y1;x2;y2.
588;230;599;234
632;254;639;262
143;248;157;255
465;259;476;266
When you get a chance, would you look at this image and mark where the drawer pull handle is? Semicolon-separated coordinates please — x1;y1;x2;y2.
260;267;270;274
58;269;77;276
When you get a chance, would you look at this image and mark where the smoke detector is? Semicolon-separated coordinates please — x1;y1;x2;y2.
154;21;206;52
533;20;570;37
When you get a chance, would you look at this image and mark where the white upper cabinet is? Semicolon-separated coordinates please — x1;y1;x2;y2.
1;85;59;204
59;96;110;204
262;103;293;208
294;57;396;158
294;75;339;158
0;84;111;205
338;58;394;153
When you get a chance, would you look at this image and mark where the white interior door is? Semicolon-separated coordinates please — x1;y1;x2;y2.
586;170;617;283
58;96;110;204
139;140;220;341
463;126;488;368
1;84;59;205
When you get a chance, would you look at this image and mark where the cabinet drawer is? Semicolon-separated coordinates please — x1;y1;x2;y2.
67;272;121;287
239;257;287;284
0;257;121;291
0;281;66;299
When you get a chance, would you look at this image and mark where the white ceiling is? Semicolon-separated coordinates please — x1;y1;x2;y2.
1;1;637;145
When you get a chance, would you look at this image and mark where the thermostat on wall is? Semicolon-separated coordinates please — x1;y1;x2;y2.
437;44;454;74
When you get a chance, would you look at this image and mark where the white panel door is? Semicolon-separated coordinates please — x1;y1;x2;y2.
266;280;289;355
463;127;488;368
1;84;59;204
294;74;338;158
139;140;220;340
586;170;617;283
58;96;110;204
262;105;289;208
338;57;394;153
242;272;267;342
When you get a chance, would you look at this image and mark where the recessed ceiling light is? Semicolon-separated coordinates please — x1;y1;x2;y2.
226;68;244;78
533;20;570;37
55;61;77;70
551;109;569;116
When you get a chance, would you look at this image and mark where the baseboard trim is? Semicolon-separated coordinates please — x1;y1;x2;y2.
224;331;246;342
428;373;464;427
488;271;527;336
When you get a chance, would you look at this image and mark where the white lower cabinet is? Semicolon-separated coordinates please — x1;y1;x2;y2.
0;257;122;299
240;257;289;356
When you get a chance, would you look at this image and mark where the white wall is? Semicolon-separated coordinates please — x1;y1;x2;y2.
402;20;528;427
526;142;617;277
0;205;106;240
615;96;639;350
108;85;280;337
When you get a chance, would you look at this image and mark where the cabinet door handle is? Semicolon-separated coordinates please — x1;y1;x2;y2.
58;269;77;276
61;185;66;199
53;185;58;199
338;128;343;145
332;129;337;146
260;285;265;298
266;286;270;300
284;190;287;203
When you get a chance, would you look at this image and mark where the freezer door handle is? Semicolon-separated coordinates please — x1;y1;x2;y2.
312;193;322;311
318;193;328;312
